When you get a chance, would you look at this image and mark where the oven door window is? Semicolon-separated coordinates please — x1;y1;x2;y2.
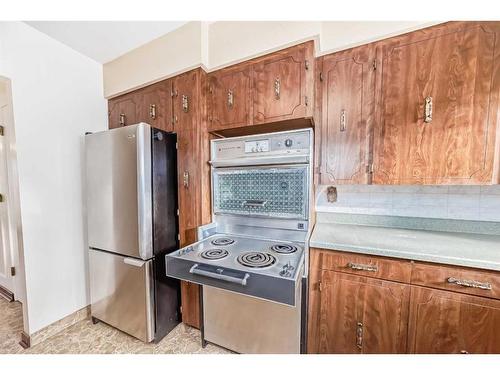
213;166;308;219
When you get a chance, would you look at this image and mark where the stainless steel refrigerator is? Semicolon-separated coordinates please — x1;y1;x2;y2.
85;123;180;342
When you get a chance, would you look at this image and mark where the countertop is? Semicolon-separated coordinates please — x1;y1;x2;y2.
310;217;500;271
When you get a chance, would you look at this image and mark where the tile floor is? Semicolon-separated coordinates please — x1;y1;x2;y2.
0;297;230;354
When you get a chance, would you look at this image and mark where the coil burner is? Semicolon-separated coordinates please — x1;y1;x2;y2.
270;244;298;254
237;252;277;268
200;248;229;260
210;237;235;246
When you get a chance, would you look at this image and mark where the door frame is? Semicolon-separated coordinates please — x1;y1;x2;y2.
0;76;29;331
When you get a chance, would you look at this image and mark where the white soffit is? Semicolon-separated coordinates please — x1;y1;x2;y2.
25;21;188;63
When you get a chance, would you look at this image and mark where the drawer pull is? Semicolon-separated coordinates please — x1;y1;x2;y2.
347;262;378;272
447;277;492;290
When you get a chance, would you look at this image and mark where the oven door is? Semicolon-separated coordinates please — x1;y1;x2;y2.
212;165;309;220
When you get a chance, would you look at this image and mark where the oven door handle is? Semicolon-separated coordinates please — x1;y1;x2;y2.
189;264;250;286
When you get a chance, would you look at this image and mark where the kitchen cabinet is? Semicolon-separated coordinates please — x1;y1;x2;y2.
309;255;409;354
172;68;211;330
208;65;252;131
317;45;376;184
372;22;500;184
253;42;314;125
207;41;315;132
108;92;139;129
308;247;500;354
136;80;173;132
408;286;500;353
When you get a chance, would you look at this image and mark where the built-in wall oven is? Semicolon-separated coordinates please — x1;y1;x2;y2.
166;128;313;353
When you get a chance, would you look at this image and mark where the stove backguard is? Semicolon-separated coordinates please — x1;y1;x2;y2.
212;165;309;220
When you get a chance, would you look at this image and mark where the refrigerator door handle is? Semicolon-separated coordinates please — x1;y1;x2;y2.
123;257;146;267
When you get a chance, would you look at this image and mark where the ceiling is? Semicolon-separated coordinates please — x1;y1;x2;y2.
25;21;188;63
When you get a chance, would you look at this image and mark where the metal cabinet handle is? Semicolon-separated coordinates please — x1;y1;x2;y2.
340;110;347;132
182;94;189;113
356;322;363;350
123;258;145;267
424;96;433;123
119;113;126;127
242;199;267;208
274;77;281;100
447;277;492;290
149;104;156;119
183;171;189;188
190;264;250;286
227;89;234;109
347;262;378;272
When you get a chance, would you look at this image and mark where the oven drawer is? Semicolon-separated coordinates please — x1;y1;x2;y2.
316;248;412;284
203;284;302;353
411;262;500;300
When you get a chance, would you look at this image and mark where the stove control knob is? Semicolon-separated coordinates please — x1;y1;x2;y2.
284;139;293;148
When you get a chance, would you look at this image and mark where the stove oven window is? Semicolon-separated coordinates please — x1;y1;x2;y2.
213;166;308;219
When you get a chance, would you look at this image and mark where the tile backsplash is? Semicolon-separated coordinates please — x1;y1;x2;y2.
315;185;500;222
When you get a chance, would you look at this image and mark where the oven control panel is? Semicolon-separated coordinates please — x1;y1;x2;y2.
244;139;270;153
211;129;312;161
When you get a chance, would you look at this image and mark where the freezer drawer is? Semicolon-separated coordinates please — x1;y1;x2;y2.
89;249;154;342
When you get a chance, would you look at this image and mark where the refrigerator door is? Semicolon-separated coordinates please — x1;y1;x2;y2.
85;123;152;259
89;249;154;342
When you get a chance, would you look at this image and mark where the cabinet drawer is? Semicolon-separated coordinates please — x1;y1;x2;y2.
317;249;412;284
411;262;500;300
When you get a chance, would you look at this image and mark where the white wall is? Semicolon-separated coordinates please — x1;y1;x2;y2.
103;21;439;98
316;185;500;222
103;21;204;98
0;21;108;334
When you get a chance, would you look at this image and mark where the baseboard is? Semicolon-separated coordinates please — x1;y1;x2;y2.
0;285;14;302
21;305;91;348
19;331;30;349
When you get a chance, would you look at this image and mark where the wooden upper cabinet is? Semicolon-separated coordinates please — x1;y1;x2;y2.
137;80;173;132
208;65;252;131
373;22;500;184
317;271;410;354
408;286;500;353
172;70;200;131
318;45;375;184
253;42;314;125
108;93;139;129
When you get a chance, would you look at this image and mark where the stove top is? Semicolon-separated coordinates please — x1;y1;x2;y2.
176;234;304;280
166;233;305;305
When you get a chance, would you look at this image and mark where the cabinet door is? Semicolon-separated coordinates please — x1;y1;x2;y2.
319;46;375;184
253;42;313;124
137;80;173;132
173;70;199;131
108;93;139;129
373;23;499;184
180;281;201;329
176;127;201;244
408;286;500;354
317;271;409;353
208;66;252;131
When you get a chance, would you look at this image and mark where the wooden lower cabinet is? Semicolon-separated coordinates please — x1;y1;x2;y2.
313;270;410;353
180;281;201;329
308;248;500;354
407;286;500;354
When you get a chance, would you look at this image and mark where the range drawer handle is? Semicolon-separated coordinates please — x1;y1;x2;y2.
242;199;267;208
347;262;378;272
190;264;250;286
447;277;492;290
